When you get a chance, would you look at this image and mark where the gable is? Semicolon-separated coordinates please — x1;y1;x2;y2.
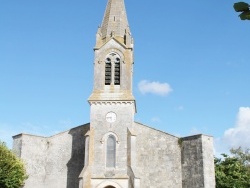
96;38;127;52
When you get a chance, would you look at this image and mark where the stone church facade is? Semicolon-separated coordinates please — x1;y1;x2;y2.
13;0;215;187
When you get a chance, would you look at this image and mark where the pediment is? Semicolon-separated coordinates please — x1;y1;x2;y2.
95;37;129;51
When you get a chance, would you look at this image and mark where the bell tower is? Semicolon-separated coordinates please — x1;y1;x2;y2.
80;0;138;187
89;0;134;102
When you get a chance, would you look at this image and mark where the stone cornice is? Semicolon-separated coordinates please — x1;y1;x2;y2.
88;100;135;105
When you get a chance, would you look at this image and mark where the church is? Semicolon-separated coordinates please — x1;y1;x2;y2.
13;0;215;187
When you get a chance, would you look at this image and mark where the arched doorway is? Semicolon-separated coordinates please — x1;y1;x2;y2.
96;180;122;188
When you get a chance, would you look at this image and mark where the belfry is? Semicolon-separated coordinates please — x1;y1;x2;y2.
13;0;216;187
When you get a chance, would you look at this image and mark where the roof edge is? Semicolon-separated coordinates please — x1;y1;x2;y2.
12;123;90;139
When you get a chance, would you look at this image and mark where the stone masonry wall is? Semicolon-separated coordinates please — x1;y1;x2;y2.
181;134;215;188
134;122;182;188
13;134;48;187
201;135;215;188
13;124;89;188
89;102;134;179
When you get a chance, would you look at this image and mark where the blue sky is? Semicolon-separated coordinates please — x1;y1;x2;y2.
1;0;250;154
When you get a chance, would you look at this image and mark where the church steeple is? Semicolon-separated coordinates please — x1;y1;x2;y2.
82;0;138;187
89;0;135;102
96;0;133;48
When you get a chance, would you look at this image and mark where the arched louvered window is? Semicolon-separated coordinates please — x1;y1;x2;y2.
105;58;112;85
106;135;116;168
104;53;121;86
114;58;120;85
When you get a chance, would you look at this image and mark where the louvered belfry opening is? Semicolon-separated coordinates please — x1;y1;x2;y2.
104;53;121;86
114;58;120;85
105;58;112;85
106;135;116;168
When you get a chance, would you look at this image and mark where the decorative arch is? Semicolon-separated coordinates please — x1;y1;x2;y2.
96;180;122;188
100;132;120;168
102;48;125;62
100;132;120;144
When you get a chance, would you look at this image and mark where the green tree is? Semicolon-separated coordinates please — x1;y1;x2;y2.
231;147;250;174
234;2;250;20
215;147;250;188
0;141;27;188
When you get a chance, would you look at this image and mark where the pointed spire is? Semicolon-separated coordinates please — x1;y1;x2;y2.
100;0;130;39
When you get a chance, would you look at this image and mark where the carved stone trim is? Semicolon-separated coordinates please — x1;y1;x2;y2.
95;180;123;188
89;101;135;105
100;132;120;144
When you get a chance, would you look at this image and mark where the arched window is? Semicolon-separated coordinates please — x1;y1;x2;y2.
114;58;120;85
105;58;112;85
104;53;121;86
106;135;116;168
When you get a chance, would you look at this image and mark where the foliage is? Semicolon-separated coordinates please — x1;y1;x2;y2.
0;141;27;188
231;147;250;174
234;2;250;20
215;147;250;188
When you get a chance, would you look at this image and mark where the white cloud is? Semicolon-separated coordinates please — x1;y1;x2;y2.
223;107;250;148
215;107;250;155
138;80;173;96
